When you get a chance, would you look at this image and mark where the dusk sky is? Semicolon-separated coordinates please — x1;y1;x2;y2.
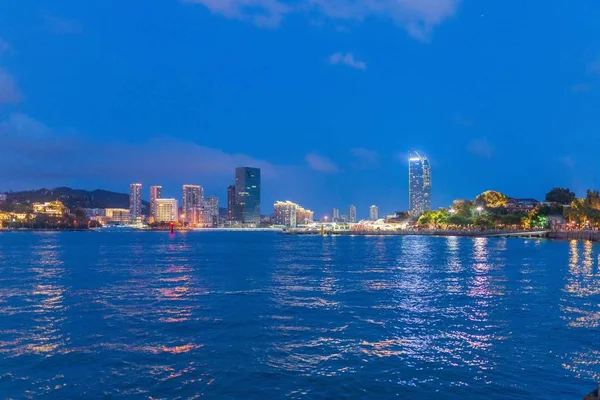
1;1;600;218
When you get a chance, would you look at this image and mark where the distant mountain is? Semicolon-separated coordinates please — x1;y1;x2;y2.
4;187;149;210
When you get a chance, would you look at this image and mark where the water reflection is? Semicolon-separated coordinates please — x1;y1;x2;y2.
560;240;600;382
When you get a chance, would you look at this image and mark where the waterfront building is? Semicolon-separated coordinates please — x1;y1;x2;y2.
84;208;106;218
203;195;219;227
408;151;431;216
506;198;540;213
296;207;314;225
235;167;261;224
348;205;357;223
274;201;298;227
129;183;142;222
149;186;162;219
332;208;340;222
105;208;130;224
155;199;179;222
182;185;203;223
227;185;236;221
33;201;67;217
369;205;379;221
0;194;6;202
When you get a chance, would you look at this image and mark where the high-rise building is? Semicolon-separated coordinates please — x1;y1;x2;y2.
274;201;298;227
227;185;236;221
149;186;162;218
155;199;179;222
348;205;357;223
235;167;261;224
296;206;314;225
409;150;432;216
129;183;142;222
369;205;379;221
203;196;219;227
331;208;340;222
182;185;203;223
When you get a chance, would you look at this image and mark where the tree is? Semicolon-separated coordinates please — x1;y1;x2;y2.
545;187;576;205
475;190;508;209
452;199;475;219
586;190;600;210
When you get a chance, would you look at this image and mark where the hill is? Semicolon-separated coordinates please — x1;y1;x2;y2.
2;187;149;210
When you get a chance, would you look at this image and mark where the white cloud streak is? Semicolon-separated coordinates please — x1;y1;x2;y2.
305;152;340;173
186;0;461;40
329;52;367;70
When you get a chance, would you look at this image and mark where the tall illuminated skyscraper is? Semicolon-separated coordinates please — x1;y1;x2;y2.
227;185;236;221
369;205;379;221
203;195;219;227
129;183;142;222
235;167;261;224
149;186;162;219
348;205;357;223
331;208;340;222
182;185;203;223
408;150;432;216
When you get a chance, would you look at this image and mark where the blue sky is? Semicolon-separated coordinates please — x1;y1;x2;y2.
1;0;600;218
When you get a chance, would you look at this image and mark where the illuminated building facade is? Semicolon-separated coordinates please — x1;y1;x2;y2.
182;185;203;223
0;194;6;202
409;150;431;216
235;167;261;224
274;201;298;227
331;208;340;222
369;205;379;221
348;205;357;223
155;199;179;222
129;183;142;222
296;207;314;225
33;201;67;217
105;208;130;224
203;195;219;227
150;186;162;219
227;185;236;221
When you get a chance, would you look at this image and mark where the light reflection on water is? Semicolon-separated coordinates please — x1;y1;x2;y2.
0;232;598;398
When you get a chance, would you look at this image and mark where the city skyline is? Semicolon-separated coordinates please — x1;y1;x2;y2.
2;2;600;215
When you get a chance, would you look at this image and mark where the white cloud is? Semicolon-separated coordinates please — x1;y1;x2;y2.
329;52;367;70
467;138;494;158
0;113;280;184
0;68;22;105
186;0;461;40
350;147;379;168
305;152;339;173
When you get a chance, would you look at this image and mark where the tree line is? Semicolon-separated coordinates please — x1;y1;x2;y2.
416;187;600;230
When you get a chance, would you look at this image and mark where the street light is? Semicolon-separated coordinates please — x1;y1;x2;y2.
476;206;483;215
449;208;456;215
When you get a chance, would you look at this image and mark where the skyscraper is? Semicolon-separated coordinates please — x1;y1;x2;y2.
203;195;219;227
348;205;357;223
129;183;142;222
182;185;203;223
149;186;162;219
331;208;340;222
155;199;178;222
227;185;236;221
235;167;261;224
409;150;432;216
369;205;379;221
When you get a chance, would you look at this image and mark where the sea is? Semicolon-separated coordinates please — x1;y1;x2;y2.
0;231;598;399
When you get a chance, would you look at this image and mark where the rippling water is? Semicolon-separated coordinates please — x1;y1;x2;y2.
0;232;599;399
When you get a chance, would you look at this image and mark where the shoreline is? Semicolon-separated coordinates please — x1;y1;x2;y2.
2;228;600;243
